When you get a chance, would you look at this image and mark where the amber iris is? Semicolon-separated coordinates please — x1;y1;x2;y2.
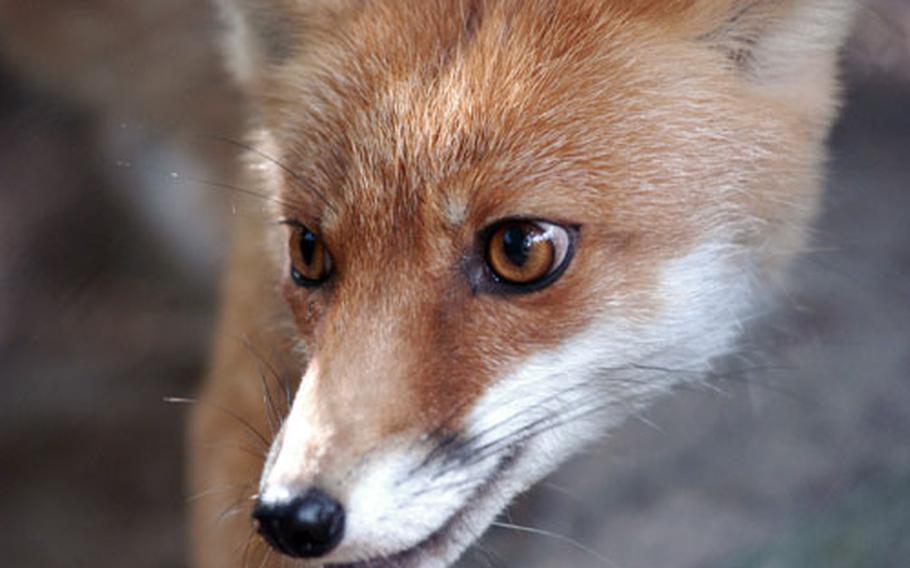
288;225;331;286
487;221;558;285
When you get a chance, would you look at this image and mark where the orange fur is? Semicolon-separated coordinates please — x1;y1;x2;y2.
193;1;854;566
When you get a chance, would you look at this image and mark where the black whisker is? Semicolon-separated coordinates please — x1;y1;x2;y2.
408;394;480;472
419;375;615;476
428;387;625;485
239;335;294;411
164;396;270;448
181;174;297;212
198;133;338;214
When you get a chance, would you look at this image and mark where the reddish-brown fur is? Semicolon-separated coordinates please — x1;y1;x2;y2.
193;1;850;566
248;0;830;428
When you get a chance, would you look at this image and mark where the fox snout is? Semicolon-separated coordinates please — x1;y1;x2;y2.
254;361;349;560
192;1;858;566
251;306;506;562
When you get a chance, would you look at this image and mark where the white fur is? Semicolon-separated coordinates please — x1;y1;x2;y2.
237;0;857;563
216;0;259;86
258;240;757;566
750;0;857;84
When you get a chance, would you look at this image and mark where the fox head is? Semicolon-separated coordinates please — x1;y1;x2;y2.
216;0;854;566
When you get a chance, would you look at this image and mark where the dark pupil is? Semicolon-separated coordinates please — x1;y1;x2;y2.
300;231;318;266
502;226;531;267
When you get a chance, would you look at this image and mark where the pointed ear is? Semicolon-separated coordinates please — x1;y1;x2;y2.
215;0;281;86
696;0;856;84
218;0;345;86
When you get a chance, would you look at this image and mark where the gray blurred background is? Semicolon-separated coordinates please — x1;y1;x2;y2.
0;2;908;567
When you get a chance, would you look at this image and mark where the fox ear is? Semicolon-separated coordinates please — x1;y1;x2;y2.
697;0;856;84
217;0;344;85
217;0;291;85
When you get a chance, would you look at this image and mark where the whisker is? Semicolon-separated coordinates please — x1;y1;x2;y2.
472;543;506;568
181;174;296;211
407;474;481;500
197;133;338;214
430;388;625;484
186;482;255;503
217;493;257;526
200;442;268;459
461;385;611;462
539;482;587;507
491;521;623;568
420;376;610;476
408;395;479;472
217;504;246;525
108;148;295;216
239;525;259;568
463;519;507;568
111;121;336;218
256;548;274;568
256;366;280;439
239;335;294;412
164;396;270;448
429;370;718;485
629;408;665;434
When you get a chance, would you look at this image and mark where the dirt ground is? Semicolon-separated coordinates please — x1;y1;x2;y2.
1;3;908;568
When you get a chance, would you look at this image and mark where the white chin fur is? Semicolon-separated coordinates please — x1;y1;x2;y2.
266;240;755;567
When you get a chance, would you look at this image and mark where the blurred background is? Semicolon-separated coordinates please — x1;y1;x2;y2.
0;1;908;567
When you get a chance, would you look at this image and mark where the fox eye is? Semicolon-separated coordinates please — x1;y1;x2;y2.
286;223;332;287
485;220;573;289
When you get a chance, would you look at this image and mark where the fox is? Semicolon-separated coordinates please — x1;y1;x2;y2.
190;1;857;567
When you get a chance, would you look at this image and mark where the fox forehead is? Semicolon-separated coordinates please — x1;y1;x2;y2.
256;0;808;438
204;0;852;563
262;0;759;226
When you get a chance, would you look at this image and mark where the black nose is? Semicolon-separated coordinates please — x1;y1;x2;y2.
252;488;346;558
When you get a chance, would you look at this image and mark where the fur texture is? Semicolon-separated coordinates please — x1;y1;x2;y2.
192;1;855;566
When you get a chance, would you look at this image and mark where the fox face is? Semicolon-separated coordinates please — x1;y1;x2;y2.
213;0;854;566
